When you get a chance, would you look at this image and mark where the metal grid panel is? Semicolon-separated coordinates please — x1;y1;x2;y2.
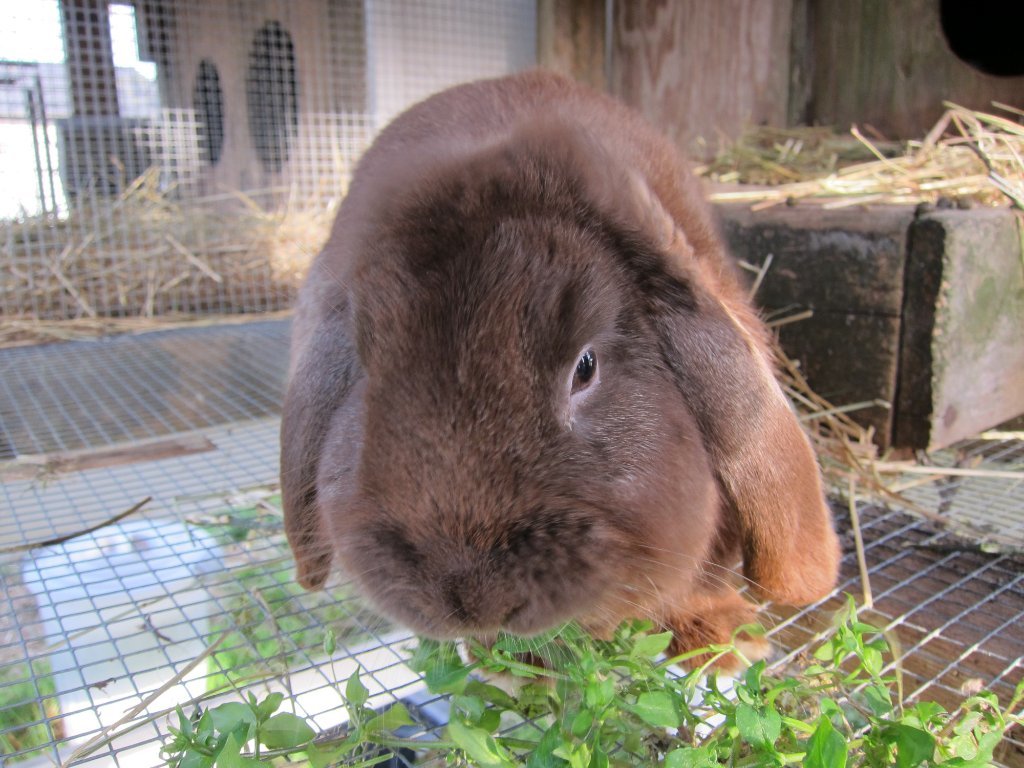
1;0;537;321
1;321;1022;766
1;418;435;767
900;437;1024;549
0;319;290;460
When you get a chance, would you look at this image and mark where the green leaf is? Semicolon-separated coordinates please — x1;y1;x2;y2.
364;702;415;734
853;621;884;637
735;702;781;751
813;642;836;662
909;700;946;726
425;656;472;694
255;692;284;722
943;728;1002;767
464;680;518;711
346;670;369;708
970;729;1004;762
453;694;486;723
819;697;842;718
177;751;215;768
492;633;537;654
407;637;443;672
553;743;591;768
305;743;349;768
571;708;595;738
258;711;316;749
886;724;935;768
448;717;513;768
214;732;263;768
174;705;194;738
477;708;502;734
622;728;643;757
525;723;565;768
588;744;609;768
630;631;674;659
863;684;893;716
208;703;256;739
195;710;215;738
764;677;800;706
735;683;757;706
630;691;678;728
664;746;717;768
743;660;767;693
323;628;337;657
804;717;848;768
584;676;615;709
861;646;884;678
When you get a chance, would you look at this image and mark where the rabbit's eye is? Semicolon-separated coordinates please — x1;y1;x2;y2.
573;349;597;391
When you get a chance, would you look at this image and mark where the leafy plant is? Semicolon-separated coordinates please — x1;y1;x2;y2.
0;659;63;764
205;563;370;693
162;691;317;768
194;497;378;694
163;596;1023;767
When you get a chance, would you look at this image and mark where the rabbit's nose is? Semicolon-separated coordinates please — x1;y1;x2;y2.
442;574;474;623
440;568;515;628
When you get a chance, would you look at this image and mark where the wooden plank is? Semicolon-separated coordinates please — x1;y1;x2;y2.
537;0;607;90
896;209;1024;449
717;204;913;444
717;204;912;315
610;0;794;150
777;313;900;443
805;0;1024;138
0;433;216;481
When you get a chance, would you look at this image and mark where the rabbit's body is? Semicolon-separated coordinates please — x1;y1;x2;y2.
282;71;840;661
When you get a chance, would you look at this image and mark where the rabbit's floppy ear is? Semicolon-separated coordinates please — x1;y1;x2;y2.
606;172;840;606
281;294;362;590
656;286;839;605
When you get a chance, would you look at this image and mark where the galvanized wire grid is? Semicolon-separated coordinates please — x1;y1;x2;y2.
0;320;1022;767
1;0;537;321
0;319;290;462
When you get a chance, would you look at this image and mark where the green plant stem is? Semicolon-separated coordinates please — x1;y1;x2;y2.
779;716;817;735
490;658;571;681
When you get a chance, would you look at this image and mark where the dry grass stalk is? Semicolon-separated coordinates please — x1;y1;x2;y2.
871;462;1024;481
0;310;292;348
777;335;1023;550
847;475;873;609
1;170;339;340
58;632;230;768
695;124;899;186
702;103;1024;210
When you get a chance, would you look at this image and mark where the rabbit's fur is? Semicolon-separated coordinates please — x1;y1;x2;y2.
281;71;840;662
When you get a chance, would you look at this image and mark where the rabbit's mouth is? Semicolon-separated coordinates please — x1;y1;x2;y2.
384;569;604;639
340;531;614;639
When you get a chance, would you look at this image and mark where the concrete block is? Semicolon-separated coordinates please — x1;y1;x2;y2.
715;203;1024;450
717;204;913;444
895;208;1024;449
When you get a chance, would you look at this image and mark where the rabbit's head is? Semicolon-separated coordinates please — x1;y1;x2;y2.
282;72;839;645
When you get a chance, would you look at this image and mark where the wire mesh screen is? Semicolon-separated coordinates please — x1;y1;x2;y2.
1;320;1022;766
2;4;1023;766
0;0;537;322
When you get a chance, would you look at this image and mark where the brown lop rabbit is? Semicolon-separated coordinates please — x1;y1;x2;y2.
281;70;840;666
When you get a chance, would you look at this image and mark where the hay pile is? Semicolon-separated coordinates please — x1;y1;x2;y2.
4;102;1020;346
700;103;1024;210
1;169;338;344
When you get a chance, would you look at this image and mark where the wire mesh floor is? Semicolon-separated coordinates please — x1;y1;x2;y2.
0;320;290;461
1;319;1022;766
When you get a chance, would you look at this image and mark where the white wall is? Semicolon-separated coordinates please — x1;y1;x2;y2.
366;0;536;129
0;121;64;218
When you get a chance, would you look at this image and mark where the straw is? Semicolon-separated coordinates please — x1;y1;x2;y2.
2;174;340;344
701;103;1024;211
